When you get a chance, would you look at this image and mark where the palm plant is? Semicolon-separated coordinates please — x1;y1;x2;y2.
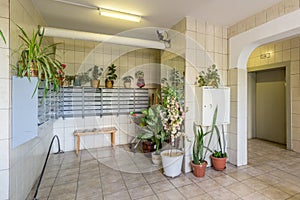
14;25;63;96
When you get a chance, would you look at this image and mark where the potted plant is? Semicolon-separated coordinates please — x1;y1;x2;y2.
105;64;117;88
90;65;103;88
135;70;145;88
76;71;91;86
139;105;166;165
191;108;217;177
13;25;63;96
160;86;185;177
197;64;220;88
122;75;134;88
211;107;227;171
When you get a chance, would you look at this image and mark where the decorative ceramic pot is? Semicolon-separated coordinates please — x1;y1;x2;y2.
124;81;131;88
137;78;145;88
142;141;155;153
190;161;207;177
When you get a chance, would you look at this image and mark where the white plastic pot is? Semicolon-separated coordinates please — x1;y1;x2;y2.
160;149;184;178
152;152;162;166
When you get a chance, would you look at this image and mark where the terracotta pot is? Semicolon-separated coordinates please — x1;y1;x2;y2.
211;155;227;171
91;80;100;88
191;161;207;177
142;141;155;153
105;80;114;88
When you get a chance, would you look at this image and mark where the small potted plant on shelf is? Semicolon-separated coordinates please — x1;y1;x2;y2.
197;64;220;88
211;107;227;171
160;86;185;177
135;70;145;88
140;104;166;165
90;65;103;88
76;71;91;86
105;64;117;88
122;75;134;88
13;25;63;96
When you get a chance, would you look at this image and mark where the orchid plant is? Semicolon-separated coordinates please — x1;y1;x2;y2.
162;86;185;152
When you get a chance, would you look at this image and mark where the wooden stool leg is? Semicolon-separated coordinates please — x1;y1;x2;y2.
76;135;80;156
111;132;115;147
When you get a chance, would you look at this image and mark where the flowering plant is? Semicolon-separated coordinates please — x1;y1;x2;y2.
162;87;185;141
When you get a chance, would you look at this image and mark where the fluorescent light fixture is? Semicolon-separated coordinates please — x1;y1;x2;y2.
99;8;141;22
54;0;98;9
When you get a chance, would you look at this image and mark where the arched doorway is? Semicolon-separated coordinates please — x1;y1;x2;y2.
229;9;300;166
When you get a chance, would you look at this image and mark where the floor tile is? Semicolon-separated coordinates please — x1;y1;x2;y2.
150;180;175;193
128;185;154;200
156;188;185;200
177;183;204;199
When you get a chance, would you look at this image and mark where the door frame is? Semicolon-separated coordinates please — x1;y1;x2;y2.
247;61;291;149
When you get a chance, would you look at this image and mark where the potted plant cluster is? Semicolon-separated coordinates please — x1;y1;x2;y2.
13;25;64;96
160;86;185;177
197;64;220;88
90;65;103;88
122;75;134;88
75;71;91;86
105;64;117;88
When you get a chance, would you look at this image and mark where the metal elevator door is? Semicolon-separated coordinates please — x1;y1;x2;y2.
255;69;286;145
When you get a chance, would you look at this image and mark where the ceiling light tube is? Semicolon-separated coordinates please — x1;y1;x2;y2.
39;26;165;49
99;8;141;22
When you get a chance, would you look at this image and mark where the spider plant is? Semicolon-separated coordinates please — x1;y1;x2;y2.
0;30;6;44
14;25;63;97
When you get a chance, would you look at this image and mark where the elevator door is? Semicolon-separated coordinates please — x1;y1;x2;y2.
256;69;286;144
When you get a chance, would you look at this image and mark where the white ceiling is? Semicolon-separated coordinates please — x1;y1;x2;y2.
32;0;282;40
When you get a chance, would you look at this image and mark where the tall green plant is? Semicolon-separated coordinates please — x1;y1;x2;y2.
208;106;227;158
106;64;117;81
14;25;63;97
192;106;218;165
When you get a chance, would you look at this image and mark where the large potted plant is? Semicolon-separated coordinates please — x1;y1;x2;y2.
191;108;217;177
160;86;185;177
105;64;117;88
90;65;103;88
13;25;63;96
211;107;227;171
139;105;166;165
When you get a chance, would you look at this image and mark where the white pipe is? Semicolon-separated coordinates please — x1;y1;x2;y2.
39;26;166;49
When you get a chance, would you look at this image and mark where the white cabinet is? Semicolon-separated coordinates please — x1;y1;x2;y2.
195;87;230;126
12;77;38;148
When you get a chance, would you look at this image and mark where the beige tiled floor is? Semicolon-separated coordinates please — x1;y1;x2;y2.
27;139;300;200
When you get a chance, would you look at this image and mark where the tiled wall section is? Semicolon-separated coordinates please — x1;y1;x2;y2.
248;37;300;152
183;17;230;170
9;0;54;199
228;0;300;38
53;40;161;152
0;0;10;199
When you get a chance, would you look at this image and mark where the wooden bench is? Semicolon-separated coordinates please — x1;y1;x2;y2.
73;127;117;156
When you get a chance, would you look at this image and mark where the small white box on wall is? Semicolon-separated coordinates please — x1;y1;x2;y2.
195;87;230;126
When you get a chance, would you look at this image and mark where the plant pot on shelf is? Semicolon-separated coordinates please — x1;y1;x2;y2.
137;78;145;88
152;152;162;166
105;80;114;88
211;155;227;171
161;149;184;178
191;161;207;177
142;141;155;153
91;80;100;88
124;81;131;88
